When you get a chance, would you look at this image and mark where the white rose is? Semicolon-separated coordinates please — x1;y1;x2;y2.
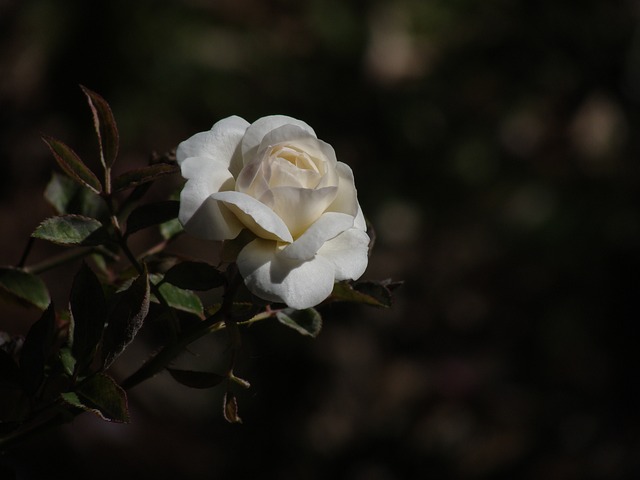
176;115;370;309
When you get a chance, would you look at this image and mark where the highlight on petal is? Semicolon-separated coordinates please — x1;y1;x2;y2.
325;162;359;217
317;227;370;281
281;212;354;261
256;125;336;164
237;239;336;309
241;115;316;164
266;185;338;239
211;191;293;243
177;116;249;175
179;157;243;240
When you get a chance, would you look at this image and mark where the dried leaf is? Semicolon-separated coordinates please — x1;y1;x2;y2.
61;373;129;422
101;268;150;368
112;163;179;193
42;136;101;193
81;85;119;169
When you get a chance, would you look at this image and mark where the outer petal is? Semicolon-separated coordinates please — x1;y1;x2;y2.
281;212;354;261
317;227;370;281
241;115;316;164
179;157;243;240
211;191;293;243
176;115;249;176
325;162;359;217
237;239;336;309
354;204;367;232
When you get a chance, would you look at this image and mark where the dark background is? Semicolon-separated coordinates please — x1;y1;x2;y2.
1;0;640;478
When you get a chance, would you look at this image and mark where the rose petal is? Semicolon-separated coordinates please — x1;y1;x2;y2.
281;212;354;261
317;227;370;281
237;239;335;309
211;191;293;243
267;156;322;189
265;185;338;239
256;125;336;167
179;157;243;240
177;116;249;176
354;205;367;232
325;162;359;217
241;115;316;164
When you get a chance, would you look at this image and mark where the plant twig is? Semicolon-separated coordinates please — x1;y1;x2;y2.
23;246;117;275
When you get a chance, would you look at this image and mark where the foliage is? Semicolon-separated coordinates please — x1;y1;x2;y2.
0;89;397;450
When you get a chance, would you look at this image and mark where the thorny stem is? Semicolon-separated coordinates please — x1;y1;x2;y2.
0;270;276;450
104;190;181;337
17;237;35;268
22;245;117;275
121;266;245;390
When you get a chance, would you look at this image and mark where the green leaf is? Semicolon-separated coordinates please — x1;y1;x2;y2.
69;263;107;372
101;268;150;368
330;280;399;308
167;368;225;389
0;267;50;310
125;200;179;237
80;85;119;169
151;274;203;317
112;163;179;193
44;172;108;219
223;391;242;424
59;346;76;377
42;136;102;193
19;303;56;394
158;189;184;240
276;308;322;338
61;373;129;422
162;261;224;291
32;215;108;246
159;217;183;240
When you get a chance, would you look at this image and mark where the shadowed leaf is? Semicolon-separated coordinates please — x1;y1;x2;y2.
102;268;150;368
81;85;119;169
330;280;400;308
0;350;21;387
276;308;322;337
126;201;179;237
32;215;107;246
112;163;179;193
59;347;76;377
42;136;101;193
162;261;224;291
69;263;106;372
19;304;55;394
150;274;203;317
159;218;183;240
45;172;108;219
61;373;129;422
167;368;225;389
0;267;50;310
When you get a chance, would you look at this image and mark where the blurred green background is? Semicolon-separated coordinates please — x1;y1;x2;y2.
1;0;640;478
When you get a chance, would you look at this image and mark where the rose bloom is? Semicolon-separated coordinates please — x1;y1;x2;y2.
177;115;370;309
